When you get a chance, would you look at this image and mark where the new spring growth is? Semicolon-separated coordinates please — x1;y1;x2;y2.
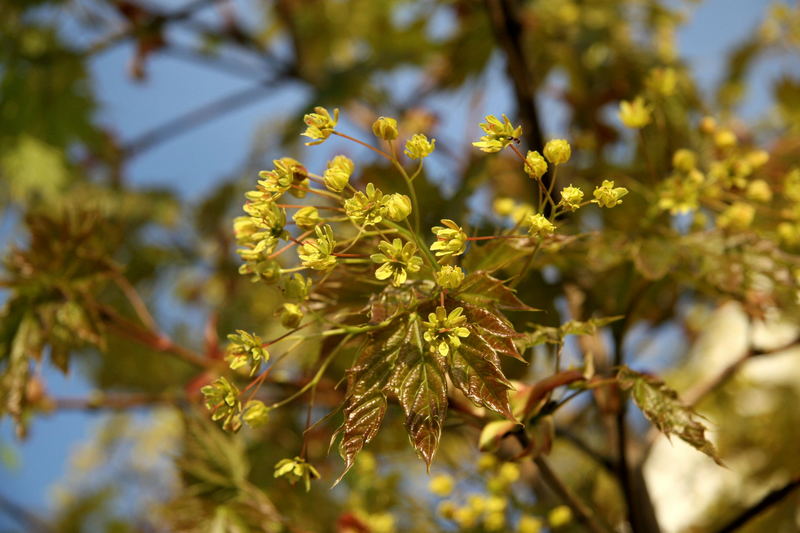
302;106;338;145
543;139;571;165
558;185;584;211
524;150;548;179
226;330;269;375
672;149;697;172
283;273;311;301
592;180;629;208
372;116;399;141
323;155;354;192
525;213;556;237
430;219;467;260
200;377;242;432
405;133;436;160
472;114;522;153
370;238;423;287
258;157;308;198
242;399;270;428
384;193;412;221
435;265;465;289
280;303;304;328
274;457;321;492
618;97;652;129
293;206;321;229
345;183;386;226
298;224;337;270
422;306;470;356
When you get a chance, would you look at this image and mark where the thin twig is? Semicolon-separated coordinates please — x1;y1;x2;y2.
714;477;800;533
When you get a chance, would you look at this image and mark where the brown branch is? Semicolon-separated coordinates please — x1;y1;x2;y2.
483;0;544;152
714;477;800;533
96;304;214;369
533;455;610;533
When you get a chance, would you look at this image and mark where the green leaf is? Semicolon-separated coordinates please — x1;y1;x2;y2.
455;271;533;310
618;366;722;465
389;317;447;469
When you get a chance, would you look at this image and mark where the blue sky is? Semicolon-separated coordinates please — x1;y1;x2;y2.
1;0;795;527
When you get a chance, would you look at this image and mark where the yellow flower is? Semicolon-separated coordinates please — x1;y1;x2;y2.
430;219;467;259
422;306;470;356
518;515;543;533
370;238;422;287
405;133;436;159
293;206;321;229
672;149;697;172
746;180;772;203
280;302;304;328
472;114;522;153
435;265;465;289
618;97;652;129
592;180;628;208
258;157;307;196
543;139;571;165
384;193;412;221
302;106;338;145
548;505;573;528
372;116;399;141
298;224;337;270
714;128;737;149
200;377;242;432
323;155;354;192
274;456;320;492
525;213;556;237
345;183;386;226
428;474;455;497
242;399;270;428
558;185;584;211
717;202;755;230
225;330;269;375
524;150;548;179
493;197;516;216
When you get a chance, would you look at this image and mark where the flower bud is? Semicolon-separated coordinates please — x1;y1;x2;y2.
699;116;717;134
280;303;304;329
429;474;454;497
384;193;412;221
543;139;571;165
714;128;737;149
435;265;465;289
518;515;544;533
493;198;515;217
672;149;696;172
293;206;321;229
548;505;573;528
717;202;754;230
524;150;548;179
243;400;270;428
284;274;311;301
746;149;769;169
323;155;354;192
372;116;399;141
746;179;772;202
404;133;435;159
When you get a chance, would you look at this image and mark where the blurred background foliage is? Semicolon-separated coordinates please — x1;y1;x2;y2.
1;0;800;532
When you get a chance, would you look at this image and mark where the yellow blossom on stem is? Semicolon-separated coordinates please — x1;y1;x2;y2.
618;97;652;129
405;133;436;159
524;150;548;179
558;185;584;211
430;219;467;259
543;139;571;165
472;114;522;153
302;106;338;145
370;238;422;287
592;180;628;208
422;306;470;356
435;265;465;289
323;155;354;192
372;116;399;141
298;224;337;270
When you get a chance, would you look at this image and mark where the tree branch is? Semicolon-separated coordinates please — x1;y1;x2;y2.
714;477;800;533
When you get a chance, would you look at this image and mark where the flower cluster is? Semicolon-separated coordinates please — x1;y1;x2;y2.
274;456;321;492
430;219;467;260
200;377;242;432
225;330;269;375
422;306;470;356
